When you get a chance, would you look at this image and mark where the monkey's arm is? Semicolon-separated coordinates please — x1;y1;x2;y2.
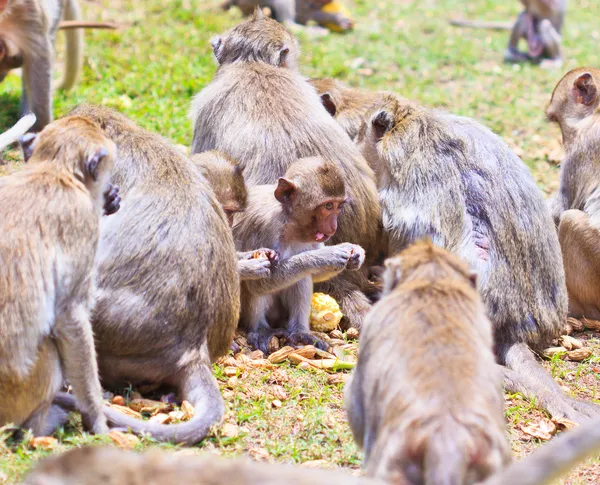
21;33;52;131
237;249;279;280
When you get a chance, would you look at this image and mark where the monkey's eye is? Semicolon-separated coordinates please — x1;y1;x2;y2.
324;202;334;211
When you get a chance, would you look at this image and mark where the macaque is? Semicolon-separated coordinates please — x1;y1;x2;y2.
222;0;295;23
191;150;279;280
0;0;83;131
191;10;381;330
23;447;388;485
55;104;240;445
346;240;510;484
0;115;119;436
546;67;600;319
504;0;566;67
311;79;597;422
234;157;365;352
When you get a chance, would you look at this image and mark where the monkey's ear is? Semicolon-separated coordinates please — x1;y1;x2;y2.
210;36;224;63
573;73;597;106
85;147;108;182
233;164;244;176
274;177;297;204
278;46;290;68
252;5;265;19
372;110;394;141
19;132;37;162
383;257;402;293
320;93;337;117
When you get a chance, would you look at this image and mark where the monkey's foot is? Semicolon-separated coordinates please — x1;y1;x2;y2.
247;328;287;355
539;57;564;70
284;331;328;351
503;48;529;63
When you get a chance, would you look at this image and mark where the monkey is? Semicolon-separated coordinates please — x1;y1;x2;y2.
191;10;381;331
308;78;384;142
233;156;365;352
0;115;121;437
22;417;600;485
191;150;279;281
0;112;36;149
310;80;598;422
52;104;240;446
504;0;566;67
545;67;600;320
23;446;389;485
0;0;83;132
346;240;511;485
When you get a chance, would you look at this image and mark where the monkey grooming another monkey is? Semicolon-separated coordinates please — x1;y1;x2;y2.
191;10;381;331
191;150;279;281
504;0;566;67
24;446;389;485
312;81;597;422
54;104;240;446
0;0;83;132
234;157;365;352
346;240;510;485
0;116;120;437
546;67;600;320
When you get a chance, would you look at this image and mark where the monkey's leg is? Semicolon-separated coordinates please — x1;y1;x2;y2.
21;41;53;131
538;18;563;69
559;210;600;319
54;304;108;434
280;278;328;350
504;11;529;63
23;403;69;437
244;294;287;353
502;343;600;422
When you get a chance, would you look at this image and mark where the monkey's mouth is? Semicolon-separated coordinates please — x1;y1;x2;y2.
315;231;331;243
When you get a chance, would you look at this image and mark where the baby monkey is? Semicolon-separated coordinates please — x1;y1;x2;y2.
192;150;278;280
234;156;365;353
0;116;120;436
346;240;510;485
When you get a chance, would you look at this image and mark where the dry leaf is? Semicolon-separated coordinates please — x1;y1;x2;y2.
246;359;274;369
268;346;295;364
222;357;239;367
272;399;283;408
519;419;556;441
112;395;126;406
269;385;288;401
221;423;240;438
109;430;139;449
567;317;585;332
29;436;57;450
552;417;578;431
249;448;270;460
149;413;171;425
298;362;312;371
169;410;185;422
327;373;350;385
567;348;592;362
224;366;238;377
223;390;234;399
301;460;331;468
108;404;142;419
226;376;238;388
234;352;251;364
181;400;195;420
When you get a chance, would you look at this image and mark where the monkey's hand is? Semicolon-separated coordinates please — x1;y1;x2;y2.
238;257;272;280
338;243;365;271
103;184;121;216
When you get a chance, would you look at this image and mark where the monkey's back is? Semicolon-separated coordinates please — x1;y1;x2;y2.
191;63;380;252
81;112;240;369
381;108;566;349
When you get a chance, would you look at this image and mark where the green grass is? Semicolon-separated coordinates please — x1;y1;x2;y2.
2;0;600;483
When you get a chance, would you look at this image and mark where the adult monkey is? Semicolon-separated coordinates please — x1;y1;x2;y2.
0;0;83;131
191;9;381;331
55;105;240;445
312;80;599;422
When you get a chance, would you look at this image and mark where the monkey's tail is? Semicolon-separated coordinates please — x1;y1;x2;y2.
449;19;512;30
54;364;224;446
0;113;36;150
479;416;600;485
54;0;83;91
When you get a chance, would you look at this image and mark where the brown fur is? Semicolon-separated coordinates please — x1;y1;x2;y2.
233;157;365;352
191;12;381;330
547;67;600;319
0;116;116;436
23;446;388;485
56;105;240;445
346;240;510;485
0;0;83;131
